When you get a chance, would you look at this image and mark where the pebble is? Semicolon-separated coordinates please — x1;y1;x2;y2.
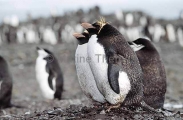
25;111;31;115
100;110;106;115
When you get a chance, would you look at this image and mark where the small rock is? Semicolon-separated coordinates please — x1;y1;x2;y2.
25;111;31;115
133;114;143;119
100;110;106;115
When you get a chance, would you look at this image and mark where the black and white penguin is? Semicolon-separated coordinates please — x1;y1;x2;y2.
35;47;64;100
128;38;167;109
165;24;176;43
125;13;134;27
43;27;57;45
177;27;183;47
0;56;13;108
73;31;106;103
81;19;156;112
153;24;166;43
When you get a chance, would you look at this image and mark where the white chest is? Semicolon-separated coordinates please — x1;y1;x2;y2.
35;57;54;99
87;35;108;93
75;44;105;103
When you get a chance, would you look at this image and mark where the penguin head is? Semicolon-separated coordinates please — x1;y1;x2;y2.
73;30;90;45
133;38;151;46
81;17;108;35
131;38;156;51
36;47;54;62
81;22;98;35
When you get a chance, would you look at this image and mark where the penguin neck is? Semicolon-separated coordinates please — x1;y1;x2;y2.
38;55;46;60
78;40;89;45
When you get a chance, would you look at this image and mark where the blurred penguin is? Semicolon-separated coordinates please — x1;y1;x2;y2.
115;10;124;21
153;24;165;42
166;24;176;43
43;27;57;45
25;24;39;43
125;13;134;27
35;47;64;100
177;27;183;47
0;56;13;108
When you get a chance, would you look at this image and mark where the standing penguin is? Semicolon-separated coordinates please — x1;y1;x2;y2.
73;31;106;104
0;56;13;108
177;27;183;47
128;38;167;109
81;19;156;112
35;47;64;100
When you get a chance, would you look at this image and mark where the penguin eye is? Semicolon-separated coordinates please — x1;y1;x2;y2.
44;55;54;63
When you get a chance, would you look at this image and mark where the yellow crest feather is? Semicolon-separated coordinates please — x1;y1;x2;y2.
83;30;89;33
96;17;107;33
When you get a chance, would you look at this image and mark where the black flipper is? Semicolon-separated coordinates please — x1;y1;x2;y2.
108;63;120;94
107;50;122;94
48;71;54;90
46;64;54;90
54;74;63;100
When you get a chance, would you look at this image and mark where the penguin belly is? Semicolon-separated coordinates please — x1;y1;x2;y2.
75;44;106;103
35;57;55;99
87;35;131;105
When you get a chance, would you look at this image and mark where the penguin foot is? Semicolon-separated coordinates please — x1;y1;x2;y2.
140;101;156;111
92;102;102;109
106;103;121;112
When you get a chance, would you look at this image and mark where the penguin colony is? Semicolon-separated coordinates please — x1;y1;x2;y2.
0;18;173;116
0;8;183;48
74;18;167;113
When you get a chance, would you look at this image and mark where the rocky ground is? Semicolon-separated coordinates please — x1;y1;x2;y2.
0;41;183;119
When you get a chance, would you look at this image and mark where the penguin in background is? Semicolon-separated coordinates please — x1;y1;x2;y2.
177;27;183;47
128;38;167;109
81;19;158;112
0;56;13;109
73;31;106;104
35;47;64;100
165;24;176;43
